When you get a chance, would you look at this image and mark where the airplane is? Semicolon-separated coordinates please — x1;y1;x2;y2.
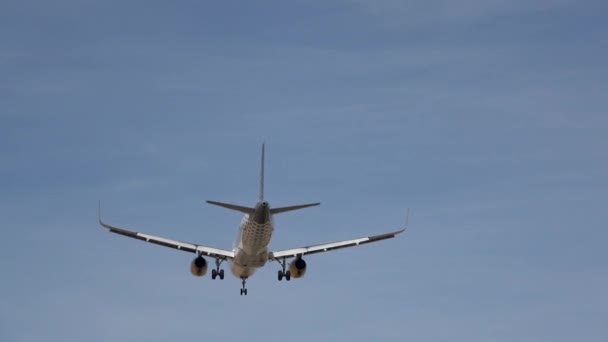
99;144;406;295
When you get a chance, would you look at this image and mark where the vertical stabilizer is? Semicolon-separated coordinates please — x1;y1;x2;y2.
259;143;265;202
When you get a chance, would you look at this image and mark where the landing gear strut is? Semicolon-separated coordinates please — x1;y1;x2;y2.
211;258;225;280
276;257;291;281
240;278;248;296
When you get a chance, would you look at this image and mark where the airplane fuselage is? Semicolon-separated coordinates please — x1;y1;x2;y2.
231;201;274;279
98;144;405;295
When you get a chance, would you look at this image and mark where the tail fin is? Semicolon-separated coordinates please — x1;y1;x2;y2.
270;202;320;215
259;143;265;202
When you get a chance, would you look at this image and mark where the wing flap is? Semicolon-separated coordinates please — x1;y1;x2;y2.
269;228;405;260
99;212;234;260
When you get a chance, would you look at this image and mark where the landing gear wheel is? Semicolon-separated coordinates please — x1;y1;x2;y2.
276;257;291;282
240;278;248;296
214;258;225;280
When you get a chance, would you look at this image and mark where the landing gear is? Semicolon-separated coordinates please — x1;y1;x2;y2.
211;258;225;280
276;257;291;281
211;269;225;280
240;278;248;296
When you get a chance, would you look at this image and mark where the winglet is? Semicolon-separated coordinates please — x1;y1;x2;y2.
98;200;110;228
98;200;102;225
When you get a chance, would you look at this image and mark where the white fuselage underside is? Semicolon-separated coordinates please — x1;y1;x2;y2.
231;214;274;279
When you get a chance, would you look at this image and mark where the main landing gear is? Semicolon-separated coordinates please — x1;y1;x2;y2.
240;278;248;296
276;257;291;281
211;258;225;280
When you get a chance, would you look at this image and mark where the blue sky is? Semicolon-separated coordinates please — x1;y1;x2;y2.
1;1;607;341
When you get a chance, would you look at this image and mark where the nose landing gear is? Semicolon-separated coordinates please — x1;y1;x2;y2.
240;278;248;296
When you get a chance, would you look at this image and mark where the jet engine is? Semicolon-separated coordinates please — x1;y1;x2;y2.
190;256;208;277
288;258;307;278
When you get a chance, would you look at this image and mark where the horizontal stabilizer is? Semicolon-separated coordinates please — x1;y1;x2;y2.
206;200;254;214
270;202;320;215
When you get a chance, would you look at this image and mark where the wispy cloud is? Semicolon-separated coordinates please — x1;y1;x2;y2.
1;1;607;341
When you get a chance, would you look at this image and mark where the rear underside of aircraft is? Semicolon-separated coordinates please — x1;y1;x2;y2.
99;144;406;295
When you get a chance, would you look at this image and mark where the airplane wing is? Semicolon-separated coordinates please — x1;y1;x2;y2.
268;228;405;260
98;209;234;260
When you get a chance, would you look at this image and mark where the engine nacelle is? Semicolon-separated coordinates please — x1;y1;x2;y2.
190;256;208;277
288;258;307;278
